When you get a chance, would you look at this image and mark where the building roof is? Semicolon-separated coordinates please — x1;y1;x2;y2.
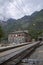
9;30;28;34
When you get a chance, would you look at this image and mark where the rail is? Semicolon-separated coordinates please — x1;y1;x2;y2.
0;42;31;52
0;41;40;65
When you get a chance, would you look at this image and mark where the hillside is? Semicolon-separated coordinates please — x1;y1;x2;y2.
0;9;43;34
29;9;43;30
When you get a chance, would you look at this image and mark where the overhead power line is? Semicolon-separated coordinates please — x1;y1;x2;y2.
21;0;28;14
12;2;24;17
14;0;25;15
13;3;23;14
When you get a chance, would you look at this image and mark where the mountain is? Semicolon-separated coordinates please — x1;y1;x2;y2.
29;9;43;30
0;16;31;33
0;9;43;34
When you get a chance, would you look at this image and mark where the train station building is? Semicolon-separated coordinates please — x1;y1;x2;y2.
8;30;31;44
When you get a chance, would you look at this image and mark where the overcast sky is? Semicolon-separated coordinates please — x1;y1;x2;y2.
0;0;43;20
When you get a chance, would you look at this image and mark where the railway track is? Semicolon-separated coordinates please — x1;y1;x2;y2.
0;41;40;65
0;42;31;52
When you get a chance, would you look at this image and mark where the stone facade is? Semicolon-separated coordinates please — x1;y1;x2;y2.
8;31;31;44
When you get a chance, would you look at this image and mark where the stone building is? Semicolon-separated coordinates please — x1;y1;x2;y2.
8;30;31;44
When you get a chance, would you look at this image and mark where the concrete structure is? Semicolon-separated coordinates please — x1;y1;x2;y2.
8;30;31;44
0;41;40;64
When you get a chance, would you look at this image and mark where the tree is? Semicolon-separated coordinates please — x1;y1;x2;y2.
28;29;43;41
29;29;37;39
0;26;4;42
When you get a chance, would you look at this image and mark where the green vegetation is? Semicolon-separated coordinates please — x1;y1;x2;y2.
28;9;43;39
0;26;4;42
28;29;43;40
0;9;43;40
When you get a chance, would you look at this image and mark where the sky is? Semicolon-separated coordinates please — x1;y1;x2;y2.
0;0;43;20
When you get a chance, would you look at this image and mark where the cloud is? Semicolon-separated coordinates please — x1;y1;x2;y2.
0;0;43;20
